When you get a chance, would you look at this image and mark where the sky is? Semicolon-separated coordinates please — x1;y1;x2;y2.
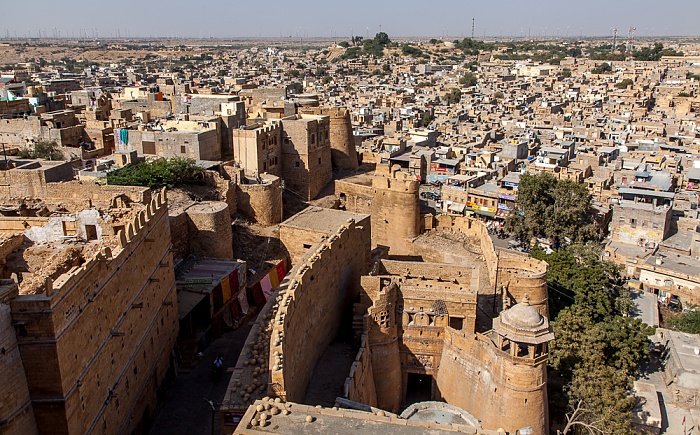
2;0;699;39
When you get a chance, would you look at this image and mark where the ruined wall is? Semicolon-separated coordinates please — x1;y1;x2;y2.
205;171;237;218
0;179;150;211
10;190;178;435
300;107;358;170
269;219;371;403
0;161;73;198
611;204;671;245
335;179;374;214
186;202;233;260
370;173;420;255
436;328;548;435
0;117;42;148
432;214;498;285
0;284;38;435
343;335;378;407
126;128;221;161
236;176;283;226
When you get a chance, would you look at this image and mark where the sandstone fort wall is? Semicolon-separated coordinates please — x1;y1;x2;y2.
10;190;178;434
436;328;548;435
0;292;38;435
269;220;370;402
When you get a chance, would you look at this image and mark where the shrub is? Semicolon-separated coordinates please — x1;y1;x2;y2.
106;157;205;189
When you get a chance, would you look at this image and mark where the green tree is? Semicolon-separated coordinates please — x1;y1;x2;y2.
505;172;599;244
493;91;504;100
633;42;683;61
459;71;478;87
445;88;462;105
287;82;303;94
534;245;653;433
615;78;634;89
401;44;423;57
666;310;700;333
106;157;205;189
591;63;613;74
562;68;572;78
421;112;433;126
374;32;390;46
17;140;64;160
339;41;350;48
341;47;362;60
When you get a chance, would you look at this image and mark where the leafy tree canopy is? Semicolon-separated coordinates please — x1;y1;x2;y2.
17;140;64;160
505;172;600;245
445;88;462;105
459;71;478;87
106;157;205;189
615;78;634;89
633;43;683;61
666;310;700;334
533;245;653;433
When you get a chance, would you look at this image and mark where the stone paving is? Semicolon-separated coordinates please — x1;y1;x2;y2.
149;321;254;435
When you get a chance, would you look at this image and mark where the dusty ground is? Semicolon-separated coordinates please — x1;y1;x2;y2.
231;220;287;278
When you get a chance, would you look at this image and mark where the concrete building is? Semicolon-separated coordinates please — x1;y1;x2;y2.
124;120;221;161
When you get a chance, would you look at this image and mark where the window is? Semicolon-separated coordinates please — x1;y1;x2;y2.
142;141;156;155
303;243;312;250
318;157;321;165
449;317;464;330
310;134;316;144
180;146;186;154
263;162;267;171
295;161;300;168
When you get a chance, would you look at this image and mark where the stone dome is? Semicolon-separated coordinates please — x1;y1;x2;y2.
500;294;545;331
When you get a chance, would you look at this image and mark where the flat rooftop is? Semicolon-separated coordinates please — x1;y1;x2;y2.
646;249;700;277
234;400;500;435
280;207;369;235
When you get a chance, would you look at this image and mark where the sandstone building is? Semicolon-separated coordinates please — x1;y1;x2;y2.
279;114;332;201
0;183;178;435
222;177;551;434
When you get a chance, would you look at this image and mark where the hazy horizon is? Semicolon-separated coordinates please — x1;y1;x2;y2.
2;0;699;40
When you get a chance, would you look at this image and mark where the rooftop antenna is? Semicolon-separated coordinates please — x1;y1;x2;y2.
627;26;636;51
612;28;618;51
472;18;475;39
